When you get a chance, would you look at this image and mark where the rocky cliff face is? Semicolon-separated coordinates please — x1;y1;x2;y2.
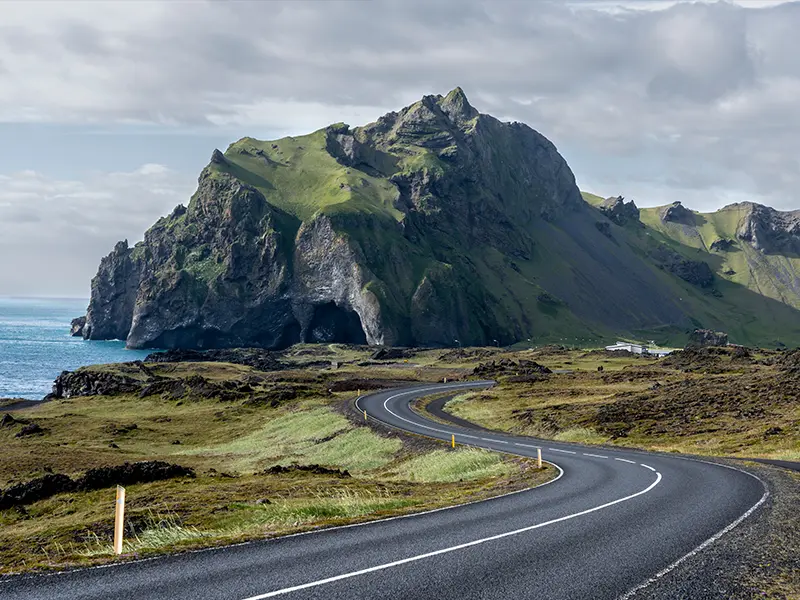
599;196;640;226
79;88;800;350
80;88;604;349
733;202;800;255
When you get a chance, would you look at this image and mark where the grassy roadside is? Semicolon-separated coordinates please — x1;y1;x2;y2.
0;359;553;575
415;345;799;599
440;347;800;460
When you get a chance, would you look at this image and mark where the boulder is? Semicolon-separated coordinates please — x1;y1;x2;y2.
70;316;87;337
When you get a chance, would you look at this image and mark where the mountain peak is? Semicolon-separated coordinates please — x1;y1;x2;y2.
439;86;478;123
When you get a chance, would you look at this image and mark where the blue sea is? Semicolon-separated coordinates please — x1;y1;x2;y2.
0;297;153;400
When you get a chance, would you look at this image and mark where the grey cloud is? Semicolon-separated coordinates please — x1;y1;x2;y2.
0;0;799;213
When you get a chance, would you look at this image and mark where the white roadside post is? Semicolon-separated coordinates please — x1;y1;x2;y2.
114;486;126;555
537;448;543;469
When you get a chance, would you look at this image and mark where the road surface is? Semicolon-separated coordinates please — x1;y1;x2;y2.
1;381;767;600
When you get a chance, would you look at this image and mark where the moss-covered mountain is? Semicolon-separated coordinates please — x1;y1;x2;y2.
584;193;800;346
79;88;800;349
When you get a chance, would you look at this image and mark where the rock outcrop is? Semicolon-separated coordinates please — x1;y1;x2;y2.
686;329;729;348
710;238;736;252
649;245;715;288
70;316;86;337
599;196;640;226
659;201;696;225
733;202;800;255
0;462;194;510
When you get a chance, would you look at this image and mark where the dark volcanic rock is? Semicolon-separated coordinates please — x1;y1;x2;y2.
75;461;195;491
599;196;640;226
473;359;552;378
15;423;45;437
659;201;696;225
686;329;729;348
145;348;283;371
0;474;75;510
710;238;736;252
595;221;613;239
650;245;714;288
370;347;412;360
70;316;87;337
263;464;351;478
82;240;142;341
0;461;194;510
0;413;16;427
51;370;140;399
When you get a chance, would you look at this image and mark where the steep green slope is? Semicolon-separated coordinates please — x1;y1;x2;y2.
585;195;800;346
640;203;800;311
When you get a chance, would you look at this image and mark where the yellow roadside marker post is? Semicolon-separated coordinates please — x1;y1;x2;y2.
114;485;126;555
451;434;455;448
364;409;367;421
537;448;543;469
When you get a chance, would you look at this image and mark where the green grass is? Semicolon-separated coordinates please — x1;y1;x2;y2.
0;359;556;574
580;191;605;206
552;427;607;444
180;406;403;473
216;130;403;223
391;449;514;482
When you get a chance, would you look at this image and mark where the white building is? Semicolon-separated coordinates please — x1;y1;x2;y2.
605;341;672;356
605;341;645;354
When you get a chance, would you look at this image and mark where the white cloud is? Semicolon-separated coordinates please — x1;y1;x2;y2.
0;165;194;296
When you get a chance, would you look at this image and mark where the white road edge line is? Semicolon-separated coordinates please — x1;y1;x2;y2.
372;382;493;443
240;472;663;599
640;464;657;472
617;483;769;599
583;453;608;459
616;458;769;600
368;383;771;600
614;458;637;464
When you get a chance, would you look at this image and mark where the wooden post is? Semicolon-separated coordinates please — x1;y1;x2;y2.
364;409;367;421
537;448;542;469
114;486;126;555
451;434;455;449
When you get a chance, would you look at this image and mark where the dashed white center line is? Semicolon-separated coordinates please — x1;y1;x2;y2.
641;464;657;472
614;458;637;464
515;443;541;449
548;448;576;454
481;438;509;444
583;453;608;459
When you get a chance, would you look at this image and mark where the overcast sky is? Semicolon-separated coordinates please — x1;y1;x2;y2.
1;0;799;297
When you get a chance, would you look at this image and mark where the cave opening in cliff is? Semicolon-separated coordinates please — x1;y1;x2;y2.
306;302;367;344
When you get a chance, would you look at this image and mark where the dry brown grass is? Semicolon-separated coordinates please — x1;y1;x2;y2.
0;360;554;575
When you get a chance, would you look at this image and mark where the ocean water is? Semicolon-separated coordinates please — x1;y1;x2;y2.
0;297;153;400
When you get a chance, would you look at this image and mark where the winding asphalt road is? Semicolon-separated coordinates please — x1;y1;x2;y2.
1;381;768;600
